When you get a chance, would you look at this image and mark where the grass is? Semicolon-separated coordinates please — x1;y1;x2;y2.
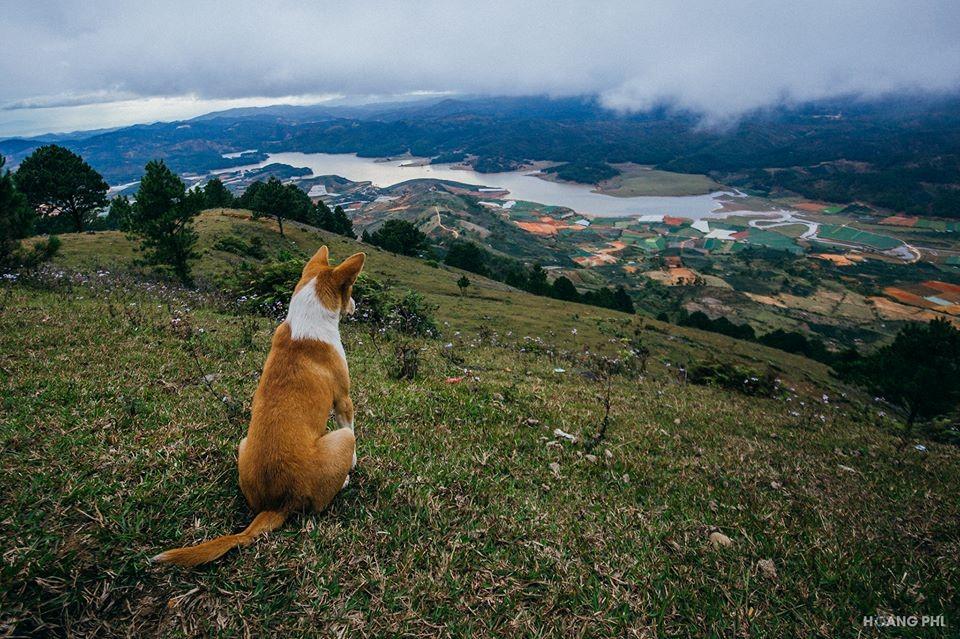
2;211;958;636
818;225;902;251
595;164;723;197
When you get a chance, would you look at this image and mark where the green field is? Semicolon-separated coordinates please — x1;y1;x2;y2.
916;219;960;233
743;229;804;254
817;224;902;250
595;164;723;197
2;210;958;636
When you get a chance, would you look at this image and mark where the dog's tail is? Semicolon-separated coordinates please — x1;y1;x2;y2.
151;510;287;567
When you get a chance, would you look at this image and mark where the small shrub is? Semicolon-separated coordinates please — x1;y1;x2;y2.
213;234;267;259
226;250;305;318
13;236;61;270
350;274;438;338
687;361;781;397
391;342;420;380
225;257;439;338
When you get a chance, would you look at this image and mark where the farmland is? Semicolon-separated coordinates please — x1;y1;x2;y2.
299;168;959;350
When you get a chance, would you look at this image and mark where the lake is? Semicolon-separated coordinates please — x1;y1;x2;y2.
226;152;753;220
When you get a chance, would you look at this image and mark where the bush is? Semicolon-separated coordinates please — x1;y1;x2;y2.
350;274;438;337
686;361;781;397
227;251;305;318
364;219;429;256
213;234;267;259
391;342;420;380
225;256;439;338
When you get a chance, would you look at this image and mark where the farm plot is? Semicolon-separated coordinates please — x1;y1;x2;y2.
817;225;901;250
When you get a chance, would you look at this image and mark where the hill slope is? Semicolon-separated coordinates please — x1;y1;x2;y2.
52;209;836;391
1;211;957;636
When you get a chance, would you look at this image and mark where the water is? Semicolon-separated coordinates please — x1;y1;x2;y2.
228;152;748;220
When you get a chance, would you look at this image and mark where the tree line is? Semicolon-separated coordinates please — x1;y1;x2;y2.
1;144;358;282
441;237;634;313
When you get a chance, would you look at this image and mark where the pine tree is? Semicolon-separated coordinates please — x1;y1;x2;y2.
845;318;960;430
106;195;134;231
0;155;35;267
202;178;235;208
131;160;203;284
331;205;356;238
366;220;428;256
15;145;108;232
457;275;471;296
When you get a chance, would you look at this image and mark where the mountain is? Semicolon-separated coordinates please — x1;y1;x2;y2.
4;93;960;217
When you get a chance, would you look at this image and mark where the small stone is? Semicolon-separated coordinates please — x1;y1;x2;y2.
771;481;782;490
757;559;777;580
584;454;598;463
708;500;718;512
838;464;858;474
621;474;630;484
203;373;217;383
526;418;540;426
709;532;733;548
548;462;561;477
673;418;681;425
604;449;613;459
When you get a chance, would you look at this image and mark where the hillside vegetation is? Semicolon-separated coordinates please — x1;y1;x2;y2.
1;210;957;636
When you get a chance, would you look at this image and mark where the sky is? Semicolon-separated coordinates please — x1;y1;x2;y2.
2;0;960;137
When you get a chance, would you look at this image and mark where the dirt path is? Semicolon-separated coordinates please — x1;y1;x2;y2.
435;206;459;238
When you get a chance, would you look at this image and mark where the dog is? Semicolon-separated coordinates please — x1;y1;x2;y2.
153;246;364;567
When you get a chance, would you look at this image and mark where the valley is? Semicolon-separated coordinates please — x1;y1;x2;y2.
176;151;960;354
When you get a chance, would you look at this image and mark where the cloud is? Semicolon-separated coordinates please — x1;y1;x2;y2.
2;0;960;129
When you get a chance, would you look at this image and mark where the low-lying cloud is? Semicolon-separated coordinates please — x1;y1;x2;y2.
3;0;960;131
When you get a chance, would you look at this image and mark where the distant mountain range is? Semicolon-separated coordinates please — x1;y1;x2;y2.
2;93;959;217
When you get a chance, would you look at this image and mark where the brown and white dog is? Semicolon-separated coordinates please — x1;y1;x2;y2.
153;246;364;567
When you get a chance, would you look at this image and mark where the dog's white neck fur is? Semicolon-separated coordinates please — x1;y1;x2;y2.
286;277;346;363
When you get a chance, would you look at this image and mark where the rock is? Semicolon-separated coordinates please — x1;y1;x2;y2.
673;418;681;425
770;481;782;490
604;449;613;459
757;559;777;580
553;428;577;443
621;474;630;484
709;532;733;548
548;462;561;477
525;418;540;426
584;454;598;463
203;373;217;383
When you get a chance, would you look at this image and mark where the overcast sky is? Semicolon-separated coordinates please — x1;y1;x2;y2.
2;0;960;136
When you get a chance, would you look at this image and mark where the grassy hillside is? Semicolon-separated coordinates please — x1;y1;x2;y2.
1;211;957;636
51;209;835;392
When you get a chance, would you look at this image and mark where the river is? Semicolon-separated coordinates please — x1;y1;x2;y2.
223;152;753;220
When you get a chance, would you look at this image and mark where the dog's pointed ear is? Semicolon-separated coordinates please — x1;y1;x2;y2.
334;252;365;288
302;245;330;275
